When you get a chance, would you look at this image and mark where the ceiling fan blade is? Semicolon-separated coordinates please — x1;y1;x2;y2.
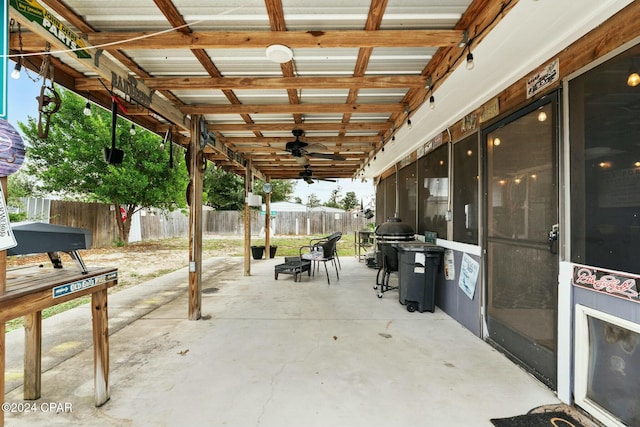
317;178;337;182
304;143;327;152
304;177;315;184
307;152;346;161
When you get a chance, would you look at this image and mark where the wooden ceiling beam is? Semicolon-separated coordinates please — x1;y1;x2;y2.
223;135;376;145
12;29;463;51
182;103;404;115
75;75;426;91
86;29;463;50
209;122;390;132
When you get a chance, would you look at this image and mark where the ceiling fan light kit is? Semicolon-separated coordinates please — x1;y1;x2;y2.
266;44;293;63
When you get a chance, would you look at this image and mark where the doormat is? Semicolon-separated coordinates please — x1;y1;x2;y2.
491;411;584;427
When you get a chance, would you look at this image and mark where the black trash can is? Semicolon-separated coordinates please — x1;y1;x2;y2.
397;242;444;313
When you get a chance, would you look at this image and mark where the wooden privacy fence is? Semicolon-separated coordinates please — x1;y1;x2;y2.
20;198;371;248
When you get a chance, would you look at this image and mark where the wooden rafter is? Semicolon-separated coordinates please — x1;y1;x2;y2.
7;0;512;182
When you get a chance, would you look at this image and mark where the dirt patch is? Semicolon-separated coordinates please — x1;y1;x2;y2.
6;236;245;292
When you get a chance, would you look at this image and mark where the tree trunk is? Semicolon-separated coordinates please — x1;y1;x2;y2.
113;202;135;244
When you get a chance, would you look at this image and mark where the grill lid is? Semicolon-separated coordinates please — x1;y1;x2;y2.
375;217;414;237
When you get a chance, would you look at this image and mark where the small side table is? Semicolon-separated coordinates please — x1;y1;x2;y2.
274;257;311;282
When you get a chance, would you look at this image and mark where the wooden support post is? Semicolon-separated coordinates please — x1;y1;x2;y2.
265;177;271;257
188;115;203;320
91;289;109;406
244;159;252;276
1;177;7;427
23;311;42;400
0;321;4;427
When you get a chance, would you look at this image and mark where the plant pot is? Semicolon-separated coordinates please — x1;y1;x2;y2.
269;245;278;258
251;245;265;260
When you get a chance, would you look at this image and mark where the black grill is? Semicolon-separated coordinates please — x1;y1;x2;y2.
373;217;415;269
8;222;92;273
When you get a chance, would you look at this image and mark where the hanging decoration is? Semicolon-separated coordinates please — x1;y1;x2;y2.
36;49;61;138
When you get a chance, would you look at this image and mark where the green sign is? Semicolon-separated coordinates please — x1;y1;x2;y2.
10;0;91;59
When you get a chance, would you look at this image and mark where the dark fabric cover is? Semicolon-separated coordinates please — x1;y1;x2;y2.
7;222;92;255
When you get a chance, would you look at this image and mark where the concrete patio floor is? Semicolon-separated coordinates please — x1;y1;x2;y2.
4;255;569;427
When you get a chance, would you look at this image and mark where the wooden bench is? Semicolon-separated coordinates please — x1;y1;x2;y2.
0;264;118;426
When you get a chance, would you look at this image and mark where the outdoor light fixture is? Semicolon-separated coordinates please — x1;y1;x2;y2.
130;124;136;135
628;69;640;87
458;30;469;48
10;60;21;79
83;101;92;116
429;95;435;109
466;50;475;70
266;44;293;63
537;110;548;122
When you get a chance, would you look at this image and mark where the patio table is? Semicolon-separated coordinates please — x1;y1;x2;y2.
274;257;311;282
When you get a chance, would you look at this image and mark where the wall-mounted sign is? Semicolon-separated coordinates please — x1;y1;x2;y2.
111;72;154;109
10;0;91;59
0;184;16;251
417;134;444;160
458;253;480;300
572;264;640;303
526;58;559;99
478;98;499;123
461;113;478;133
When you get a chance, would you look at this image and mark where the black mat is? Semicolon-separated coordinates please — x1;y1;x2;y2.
491;411;584;427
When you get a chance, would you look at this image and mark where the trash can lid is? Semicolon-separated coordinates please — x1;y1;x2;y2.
395;241;444;253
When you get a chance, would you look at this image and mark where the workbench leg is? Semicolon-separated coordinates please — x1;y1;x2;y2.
1;323;5;427
24;311;42;400
91;289;110;406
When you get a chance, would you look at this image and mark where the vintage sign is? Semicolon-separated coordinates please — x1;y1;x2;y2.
597;168;640;208
111;72;155;109
0;184;16;251
478;98;499;123
0;119;25;176
417;134;444;160
572;264;640;303
52;271;118;298
461;113;478;133
10;0;91;59
526;58;559;99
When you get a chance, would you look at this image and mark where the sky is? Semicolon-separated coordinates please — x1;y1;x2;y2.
5;66;375;207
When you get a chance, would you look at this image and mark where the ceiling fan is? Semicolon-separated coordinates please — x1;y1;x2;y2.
285;129;346;166
299;165;337;184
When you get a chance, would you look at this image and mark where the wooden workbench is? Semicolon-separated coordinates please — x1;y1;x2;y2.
0;264;118;426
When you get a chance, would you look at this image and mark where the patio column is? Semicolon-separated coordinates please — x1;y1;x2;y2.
0;177;6;427
188;116;203;320
265;177;271;256
244;159;252;276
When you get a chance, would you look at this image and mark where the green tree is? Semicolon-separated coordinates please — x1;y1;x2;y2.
7;169;39;221
293;196;303;204
342;191;358;211
252;179;296;203
20;89;188;244
203;165;245;210
307;193;321;208
324;186;342;209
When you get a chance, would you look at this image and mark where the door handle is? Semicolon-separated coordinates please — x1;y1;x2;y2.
548;224;559;254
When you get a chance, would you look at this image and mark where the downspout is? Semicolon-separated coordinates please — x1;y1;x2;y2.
395;164;399;218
